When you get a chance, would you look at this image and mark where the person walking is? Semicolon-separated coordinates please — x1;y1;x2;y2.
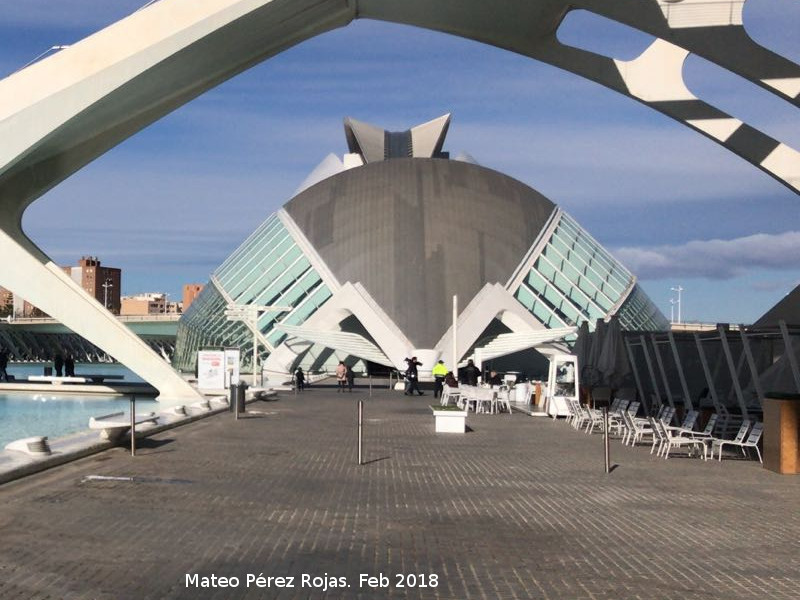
335;361;347;392
0;350;8;382
404;356;423;396
346;365;355;392
295;367;305;391
432;359;448;399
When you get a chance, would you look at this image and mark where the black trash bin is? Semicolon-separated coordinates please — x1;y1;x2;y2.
236;381;248;413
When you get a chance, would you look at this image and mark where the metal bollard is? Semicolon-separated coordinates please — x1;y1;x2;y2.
237;381;247;414
229;383;236;413
369;374;373;397
130;395;136;457
357;400;363;465
603;407;610;473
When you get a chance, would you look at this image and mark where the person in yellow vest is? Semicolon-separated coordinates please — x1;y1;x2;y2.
432;359;448;399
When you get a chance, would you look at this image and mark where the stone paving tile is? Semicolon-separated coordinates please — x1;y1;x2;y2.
0;389;799;599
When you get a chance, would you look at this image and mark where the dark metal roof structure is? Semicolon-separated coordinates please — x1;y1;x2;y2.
752;284;800;328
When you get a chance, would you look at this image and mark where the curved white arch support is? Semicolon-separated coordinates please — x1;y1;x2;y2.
657;0;744;29
614;39;693;102
763;78;800;99
575;0;800;107
0;228;199;403
0;0;356;399
762;145;800;191
356;0;799;192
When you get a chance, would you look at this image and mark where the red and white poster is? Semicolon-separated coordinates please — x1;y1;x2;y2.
197;349;225;390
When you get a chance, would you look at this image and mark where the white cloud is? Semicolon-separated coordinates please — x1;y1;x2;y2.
614;231;800;280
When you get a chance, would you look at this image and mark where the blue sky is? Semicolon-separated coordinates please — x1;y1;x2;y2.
1;0;798;324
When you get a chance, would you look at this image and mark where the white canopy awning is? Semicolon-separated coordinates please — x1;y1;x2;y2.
468;326;577;366
275;324;394;367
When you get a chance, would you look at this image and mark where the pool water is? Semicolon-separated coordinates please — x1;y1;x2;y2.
0;363;158;448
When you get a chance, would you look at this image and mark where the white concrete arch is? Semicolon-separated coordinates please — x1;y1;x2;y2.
0;0;797;398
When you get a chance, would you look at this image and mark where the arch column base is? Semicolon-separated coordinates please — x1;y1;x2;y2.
0;229;202;405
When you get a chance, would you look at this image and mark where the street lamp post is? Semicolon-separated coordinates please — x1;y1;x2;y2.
102;278;113;310
670;285;684;324
224;304;291;386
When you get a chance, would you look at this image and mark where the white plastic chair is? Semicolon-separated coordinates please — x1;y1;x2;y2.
664;410;698;435
651;418;707;460
441;384;460;407
475;387;496;414
677;413;718;439
459;386;478;412
494;387;513;415
569;398;588;430
622;410;655;446
710;421;762;463
583;406;605;434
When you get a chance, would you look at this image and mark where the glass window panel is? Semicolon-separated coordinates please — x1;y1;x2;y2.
526;268;549;294
217;218;284;286
535;255;558;282
542;285;563;310
225;226;292;290
239;249;306;305
532;300;564;328
230;237;297;301
216;216;280;279
515;285;536;310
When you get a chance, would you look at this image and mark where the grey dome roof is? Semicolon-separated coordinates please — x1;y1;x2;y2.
284;158;556;348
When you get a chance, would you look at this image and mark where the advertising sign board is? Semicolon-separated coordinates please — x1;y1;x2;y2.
197;349;225;390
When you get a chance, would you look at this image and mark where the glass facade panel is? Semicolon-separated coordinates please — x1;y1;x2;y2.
616;283;670;331
511;213;666;332
173;217;331;371
216;216;284;289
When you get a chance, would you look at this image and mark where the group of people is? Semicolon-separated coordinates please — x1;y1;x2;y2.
406;357;507;399
0;350;78;382
406;357;481;399
53;354;76;377
291;357;504;397
293;362;356;392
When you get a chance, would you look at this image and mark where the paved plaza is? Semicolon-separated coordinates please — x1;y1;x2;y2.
0;387;798;599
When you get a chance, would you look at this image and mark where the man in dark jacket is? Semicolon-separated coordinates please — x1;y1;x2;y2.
404;357;423;396
460;359;481;386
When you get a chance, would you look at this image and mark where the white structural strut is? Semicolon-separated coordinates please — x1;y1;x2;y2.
0;0;798;396
0;0;356;400
0;227;197;403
